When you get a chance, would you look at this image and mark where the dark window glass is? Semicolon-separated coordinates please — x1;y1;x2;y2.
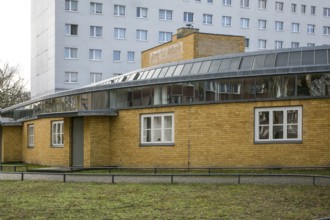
289;52;301;66
275;53;289;67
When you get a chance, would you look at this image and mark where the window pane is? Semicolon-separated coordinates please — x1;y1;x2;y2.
273;126;283;139
259;126;269;139
287;125;298;139
273;111;283;124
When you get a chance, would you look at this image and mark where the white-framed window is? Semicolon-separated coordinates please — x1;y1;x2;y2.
292;23;300;33
240;0;249;8
291;42;300;48
159;9;173;20
311;6;316;15
114;5;125;16
113;50;121;61
90;72;102;83
52;121;64;146
301;5;306;14
255;106;302;143
65;0;78;12
203;14;213;25
258;39;267;49
141;113;174;145
222;16;232;26
291;3;297;13
258;19;267;30
159;31;172;43
90;2;102;14
90;26;102;37
27;124;35;147
307;24;315;34
258;0;267;10
323;8;330;17
245;38;250;48
114;28;126;39
323;26;330;35
136;29;148;41
65;72;78;83
89;49;102;61
127;51;135;62
275;41;283;49
240;18;250;28
137;7;148;18
307;43;315;47
223;0;231;6
64;47;78;59
183;12;194;22
275;2;284;12
65;24;78;36
208;0;213;3
275;21;284;31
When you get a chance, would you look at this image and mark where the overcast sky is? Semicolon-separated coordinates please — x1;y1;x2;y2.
0;0;31;90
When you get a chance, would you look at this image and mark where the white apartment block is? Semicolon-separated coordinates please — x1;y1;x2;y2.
31;0;330;97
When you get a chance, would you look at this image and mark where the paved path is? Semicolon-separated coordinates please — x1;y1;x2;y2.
1;172;330;185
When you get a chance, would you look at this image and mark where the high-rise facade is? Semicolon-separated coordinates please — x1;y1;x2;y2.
31;0;330;97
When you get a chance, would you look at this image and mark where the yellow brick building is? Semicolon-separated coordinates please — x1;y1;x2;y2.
1;45;330;168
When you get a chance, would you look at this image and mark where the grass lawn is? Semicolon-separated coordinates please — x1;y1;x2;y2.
0;181;329;219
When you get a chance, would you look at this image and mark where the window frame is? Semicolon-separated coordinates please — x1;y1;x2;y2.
140;113;175;146
90;26;102;37
275;2;284;12
183;12;194;23
258;39;267;49
222;16;232;27
291;23;300;33
254;106;302;143
307;24;315;34
159;9;173;21
136;29;148;41
258;19;267;30
27;124;35;148
65;72;78;83
65;24;78;36
240;18;250;29
275;21;284;31
137;7;148;19
114;5;125;16
90;72;102;83
240;0;249;8
203;14;213;25
64;47;78;59
159;31;172;43
323;26;330;35
223;0;232;6
90;2;102;14
89;49;102;61
65;0;78;12
127;51;135;62
113;50;121;62
258;0;267;10
51;121;64;147
323;8;330;17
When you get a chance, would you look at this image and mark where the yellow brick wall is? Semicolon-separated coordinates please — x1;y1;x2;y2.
1;126;22;162
141;33;245;68
21;118;71;166
109;99;330;168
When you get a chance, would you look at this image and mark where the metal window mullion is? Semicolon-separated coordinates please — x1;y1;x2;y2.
283;110;288;140
269;110;274;141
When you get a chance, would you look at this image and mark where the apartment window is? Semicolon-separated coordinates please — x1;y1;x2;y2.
137;7;148;18
90;26;102;37
114;28;126;39
159;9;173;20
258;39;267;49
159;31;172;42
183;12;194;22
141;113;174;145
323;8;330;17
222;16;232;26
127;51;135;62
258;19;267;30
90;2;102;14
255;106;302;143
311;6;316;15
65;72;78;83
65;24;78;36
64;48;78;59
195;0;201;2
292;23;300;33
65;0;78;12
291;42;300;48
203;14;213;25
114;5;125;16
307;43;315;47
240;0;249;8
245;38;250;48
240;18;250;28
90;72;102;83
275;21;284;31
113;50;121;61
275;2;284;12
301;5;306;14
89;49;102;61
208;0;214;3
52;121;64;146
27;125;34;147
136;29;148;41
291;4;297;13
223;0;231;6
307;24;315;34
324;26;330;35
258;0;267;10
275;41;283;49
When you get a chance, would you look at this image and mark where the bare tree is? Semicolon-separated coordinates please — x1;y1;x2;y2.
0;62;30;109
